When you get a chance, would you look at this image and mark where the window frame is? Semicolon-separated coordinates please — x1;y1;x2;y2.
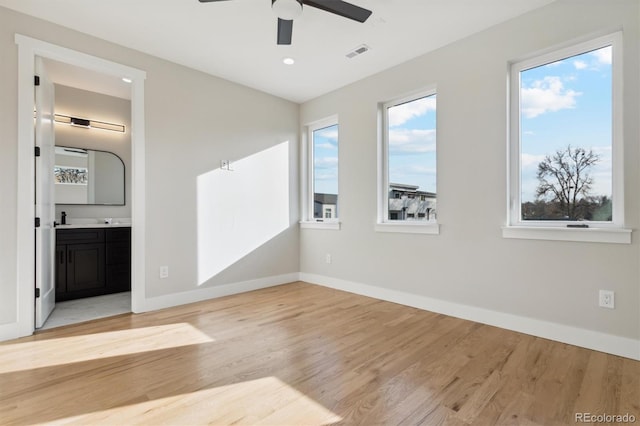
504;32;630;244
377;86;439;235
300;115;340;230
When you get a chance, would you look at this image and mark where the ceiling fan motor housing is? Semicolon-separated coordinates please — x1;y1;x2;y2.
272;0;303;20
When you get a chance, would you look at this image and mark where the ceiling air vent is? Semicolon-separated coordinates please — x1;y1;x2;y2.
346;44;370;59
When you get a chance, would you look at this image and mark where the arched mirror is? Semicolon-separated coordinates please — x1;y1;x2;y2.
54;146;125;205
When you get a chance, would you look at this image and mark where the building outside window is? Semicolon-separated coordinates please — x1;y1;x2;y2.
380;90;437;226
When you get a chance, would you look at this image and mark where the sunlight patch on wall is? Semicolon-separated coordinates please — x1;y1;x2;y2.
197;142;290;285
58;376;342;425
0;323;213;374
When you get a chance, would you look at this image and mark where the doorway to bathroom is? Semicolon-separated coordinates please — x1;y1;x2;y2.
38;58;133;328
15;35;146;336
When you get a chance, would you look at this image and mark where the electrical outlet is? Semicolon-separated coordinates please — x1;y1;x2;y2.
599;290;614;309
325;254;332;264
160;266;169;279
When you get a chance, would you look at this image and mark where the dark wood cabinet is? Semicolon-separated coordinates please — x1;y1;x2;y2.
56;227;130;301
65;242;106;293
105;227;131;293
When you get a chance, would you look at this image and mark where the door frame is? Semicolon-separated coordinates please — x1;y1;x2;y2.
15;34;146;336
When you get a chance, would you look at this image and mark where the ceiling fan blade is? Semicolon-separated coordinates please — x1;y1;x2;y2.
277;19;293;45
303;0;372;23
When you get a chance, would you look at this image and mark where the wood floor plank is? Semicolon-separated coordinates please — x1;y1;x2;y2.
0;281;637;425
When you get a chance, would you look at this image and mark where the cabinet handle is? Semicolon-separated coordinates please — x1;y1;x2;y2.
59;250;65;264
68;250;72;264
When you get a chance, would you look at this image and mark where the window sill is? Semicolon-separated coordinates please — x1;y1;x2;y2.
375;222;440;235
502;226;631;244
300;221;341;230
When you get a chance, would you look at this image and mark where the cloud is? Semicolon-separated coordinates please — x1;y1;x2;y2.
317;128;338;140
591;46;612;65
591;145;612;156
389;129;436;154
400;165;436;174
314;157;338;168
521;153;546;170
314;156;338;182
573;60;588;70
315;171;338;181
388;96;436;127
315;142;337;150
521;76;581;118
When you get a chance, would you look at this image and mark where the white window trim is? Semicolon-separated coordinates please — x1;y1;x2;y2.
377;86;439;235
375;221;440;235
300;115;341;230
505;32;630;244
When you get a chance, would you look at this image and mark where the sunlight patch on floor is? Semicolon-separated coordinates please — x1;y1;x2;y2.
56;376;342;425
0;323;213;374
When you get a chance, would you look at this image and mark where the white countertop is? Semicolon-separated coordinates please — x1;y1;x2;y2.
55;218;131;229
56;223;131;229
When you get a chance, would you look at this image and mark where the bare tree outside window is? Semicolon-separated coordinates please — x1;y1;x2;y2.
513;38;619;227
522;145;611;221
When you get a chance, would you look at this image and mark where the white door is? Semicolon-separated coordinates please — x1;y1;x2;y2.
34;57;56;328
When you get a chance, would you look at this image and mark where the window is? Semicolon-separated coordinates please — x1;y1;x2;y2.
505;33;630;243
301;117;339;229
377;88;438;234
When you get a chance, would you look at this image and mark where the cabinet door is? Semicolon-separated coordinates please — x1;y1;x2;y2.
106;227;131;292
55;245;67;295
66;243;106;292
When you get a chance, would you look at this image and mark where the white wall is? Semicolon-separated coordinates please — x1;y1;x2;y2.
1;1;637;358
0;6;300;328
300;0;640;352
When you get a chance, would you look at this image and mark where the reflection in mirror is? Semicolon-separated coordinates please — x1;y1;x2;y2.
54;146;125;205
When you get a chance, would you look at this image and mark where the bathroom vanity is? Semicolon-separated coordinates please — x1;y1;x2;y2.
55;224;131;301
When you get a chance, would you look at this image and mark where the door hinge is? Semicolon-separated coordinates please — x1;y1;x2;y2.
35;288;40;298
35;146;41;157
35;217;40;228
34;75;40;86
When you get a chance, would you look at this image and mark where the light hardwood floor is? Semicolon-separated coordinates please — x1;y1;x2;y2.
1;282;638;425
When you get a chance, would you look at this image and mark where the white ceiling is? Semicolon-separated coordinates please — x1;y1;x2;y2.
1;0;555;103
43;58;133;100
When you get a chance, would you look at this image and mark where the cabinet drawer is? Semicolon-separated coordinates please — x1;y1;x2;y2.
57;228;105;244
106;227;131;243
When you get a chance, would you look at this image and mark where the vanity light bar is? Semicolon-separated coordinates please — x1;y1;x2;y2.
54;114;125;133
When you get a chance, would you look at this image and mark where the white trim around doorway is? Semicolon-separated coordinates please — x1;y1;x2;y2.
13;34;146;339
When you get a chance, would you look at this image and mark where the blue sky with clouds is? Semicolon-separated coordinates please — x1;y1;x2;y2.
313;48;611;203
313;124;339;195
520;45;612;202
387;94;437;193
313;96;438;197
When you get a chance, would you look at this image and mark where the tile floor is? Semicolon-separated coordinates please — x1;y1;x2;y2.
40;292;131;330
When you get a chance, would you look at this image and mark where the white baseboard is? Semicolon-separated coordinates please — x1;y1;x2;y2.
300;273;640;361
4;271;637;361
138;273;300;312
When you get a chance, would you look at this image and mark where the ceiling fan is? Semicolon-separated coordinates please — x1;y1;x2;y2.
198;0;373;45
